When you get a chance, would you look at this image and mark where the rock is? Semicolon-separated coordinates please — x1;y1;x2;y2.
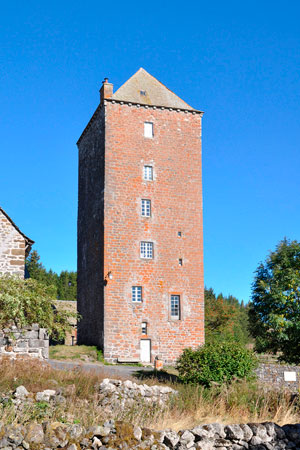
240;424;253;442
68;424;85;440
164;430;180;447
36;389;56;402
195;438;214;449
92;436;103;448
180;430;195;446
89;425;111;438
134;425;142;441
25;423;44;444
14;386;29;399
67;445;78;450
225;424;244;441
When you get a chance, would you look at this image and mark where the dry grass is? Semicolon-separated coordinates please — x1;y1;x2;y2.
0;358;299;431
49;345;103;363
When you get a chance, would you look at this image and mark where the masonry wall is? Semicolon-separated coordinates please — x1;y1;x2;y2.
103;101;204;363
0;210;26;277
256;363;300;392
77;106;105;347
0;324;49;359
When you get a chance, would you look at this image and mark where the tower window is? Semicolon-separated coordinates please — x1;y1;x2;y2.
132;286;142;302
144;122;153;138
179;258;183;266
171;295;180;320
140;241;153;259
141;322;147;335
140;90;146;96
141;199;151;217
143;165;153;181
178;231;182;237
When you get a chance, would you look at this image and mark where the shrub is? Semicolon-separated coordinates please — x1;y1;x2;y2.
176;342;258;387
0;275;77;340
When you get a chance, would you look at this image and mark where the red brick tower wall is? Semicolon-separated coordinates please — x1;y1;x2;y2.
103;100;204;363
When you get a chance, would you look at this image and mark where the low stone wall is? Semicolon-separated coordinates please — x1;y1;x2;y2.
98;378;177;410
256;363;300;392
1;419;300;449
0;324;49;359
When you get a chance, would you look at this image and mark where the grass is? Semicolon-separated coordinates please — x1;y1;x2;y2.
49;345;105;363
0;357;299;431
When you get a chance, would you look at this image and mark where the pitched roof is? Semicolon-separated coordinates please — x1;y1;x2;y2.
0;206;34;256
112;68;197;111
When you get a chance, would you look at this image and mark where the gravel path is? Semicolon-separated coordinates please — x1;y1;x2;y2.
48;359;153;379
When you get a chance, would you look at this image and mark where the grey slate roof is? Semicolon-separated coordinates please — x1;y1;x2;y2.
112;68;196;110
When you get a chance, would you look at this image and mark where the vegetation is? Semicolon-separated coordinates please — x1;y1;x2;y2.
0;358;298;430
205;288;250;345
0;275;76;340
49;345;105;363
26;249;77;300
249;238;300;364
176;342;258;387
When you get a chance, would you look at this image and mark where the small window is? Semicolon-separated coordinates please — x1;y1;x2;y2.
179;258;183;266
140;90;146;96
178;231;182;237
132;286;142;302
141;199;151;217
141;322;147;335
144;122;153;138
140;242;153;259
171;295;180;320
143;165;153;181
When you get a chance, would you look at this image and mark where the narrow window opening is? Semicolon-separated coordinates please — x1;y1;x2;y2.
141;199;151;217
179;258;183;266
132;286;142;302
140;90;146;96
143;165;153;181
171;295;180;320
144;122;153;138
178;231;182;237
141;322;147;335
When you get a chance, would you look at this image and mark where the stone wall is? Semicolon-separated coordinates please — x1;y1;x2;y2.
256;363;300;392
0;324;49;359
0;209;26;277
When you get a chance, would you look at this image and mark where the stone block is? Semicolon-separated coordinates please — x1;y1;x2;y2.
24;331;39;339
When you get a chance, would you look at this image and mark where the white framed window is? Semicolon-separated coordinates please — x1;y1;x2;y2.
140;241;153;259
141;199;151;217
141;322;147;335
132;286;142;302
144;122;153;138
171;295;180;320
143;165;153;181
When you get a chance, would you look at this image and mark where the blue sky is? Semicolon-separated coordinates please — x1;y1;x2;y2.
1;0;299;302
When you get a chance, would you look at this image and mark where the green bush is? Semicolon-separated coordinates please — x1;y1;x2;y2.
0;275;77;340
176;342;258;387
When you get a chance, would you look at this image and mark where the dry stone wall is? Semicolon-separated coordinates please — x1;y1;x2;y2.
0;324;49;359
256;363;300;392
0;210;26;277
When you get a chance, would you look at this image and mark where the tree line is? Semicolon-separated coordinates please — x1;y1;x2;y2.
26;250;77;301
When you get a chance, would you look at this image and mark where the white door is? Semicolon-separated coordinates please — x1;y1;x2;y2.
140;339;151;363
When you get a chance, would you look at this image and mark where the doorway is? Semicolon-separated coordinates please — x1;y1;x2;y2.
140;339;151;363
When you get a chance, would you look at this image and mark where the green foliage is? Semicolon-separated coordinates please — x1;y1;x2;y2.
26;249;77;300
205;288;250;345
0;275;77;340
249;238;300;364
176;342;258;387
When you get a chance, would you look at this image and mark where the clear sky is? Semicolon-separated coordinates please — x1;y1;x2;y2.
1;0;299;302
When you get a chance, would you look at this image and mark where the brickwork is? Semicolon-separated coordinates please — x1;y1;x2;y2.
0;208;33;278
0;324;49;360
77;69;204;363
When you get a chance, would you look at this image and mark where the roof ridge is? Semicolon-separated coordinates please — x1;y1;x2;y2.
0;206;34;245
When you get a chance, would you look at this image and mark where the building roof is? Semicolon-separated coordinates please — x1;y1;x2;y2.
0;206;34;256
112;68;197;111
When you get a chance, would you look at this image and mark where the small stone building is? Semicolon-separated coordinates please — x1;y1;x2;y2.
0;207;34;278
77;68;204;363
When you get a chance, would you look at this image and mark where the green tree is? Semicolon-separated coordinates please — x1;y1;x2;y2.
0;276;77;340
205;288;250;345
249;238;300;364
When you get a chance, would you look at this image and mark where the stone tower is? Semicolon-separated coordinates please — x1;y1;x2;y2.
77;68;204;363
